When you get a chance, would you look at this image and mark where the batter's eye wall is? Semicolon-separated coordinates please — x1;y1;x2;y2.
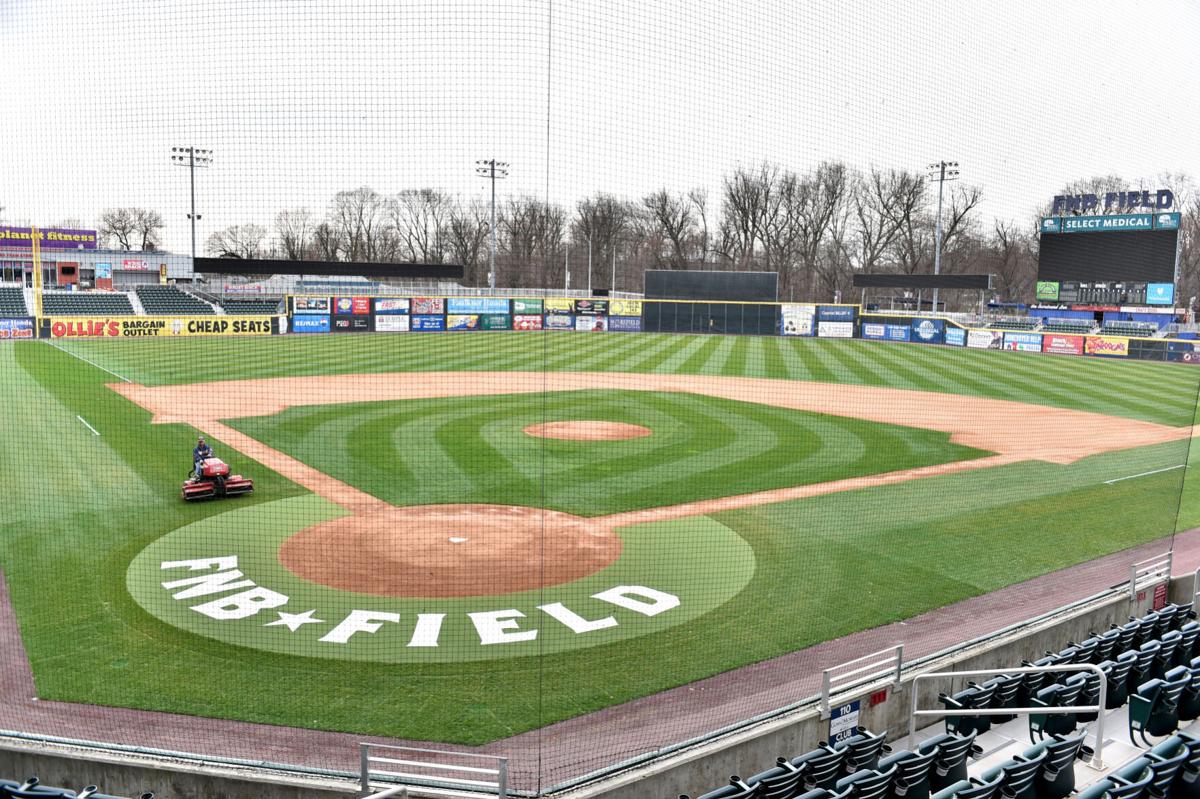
642;302;781;335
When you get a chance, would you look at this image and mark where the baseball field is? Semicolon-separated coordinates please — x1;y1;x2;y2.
1;331;1198;746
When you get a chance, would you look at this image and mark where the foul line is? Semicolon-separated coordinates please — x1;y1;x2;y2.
1104;464;1186;485
76;415;100;436
43;340;132;383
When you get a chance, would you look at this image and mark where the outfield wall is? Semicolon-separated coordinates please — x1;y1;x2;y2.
184;292;1200;366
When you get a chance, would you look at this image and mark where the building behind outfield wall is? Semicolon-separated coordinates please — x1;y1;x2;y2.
0;230;194;290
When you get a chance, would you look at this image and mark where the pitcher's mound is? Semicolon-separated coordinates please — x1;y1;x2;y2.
279;505;622;598
524;421;651;441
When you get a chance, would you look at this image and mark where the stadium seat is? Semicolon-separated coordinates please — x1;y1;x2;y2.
792;744;850;791
979;748;1046;799
1130;668;1191;745
837;766;898;799
1103;652;1141;708
1133;642;1165;687
917;732;977;792
837;728;892;773
795;788;853;799
1022;733;1087;799
744;757;805;799
1177;624;1200;666
134;285;214;315
978;674;1024;723
940;684;996;736
1028;676;1085;742
41;291;135;315
877;749;937;799
686;775;758;799
0;287;28;316
1092;629;1122;664
1144;740;1189;798
934;772;1003;799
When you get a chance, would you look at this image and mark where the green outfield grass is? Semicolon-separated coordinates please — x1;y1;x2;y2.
1;333;1197;745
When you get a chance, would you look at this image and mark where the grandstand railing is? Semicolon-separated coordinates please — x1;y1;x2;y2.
1130;550;1173;601
819;645;903;718
909;663;1108;769
358;743;508;798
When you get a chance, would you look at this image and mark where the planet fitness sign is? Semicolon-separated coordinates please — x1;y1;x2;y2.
0;225;98;250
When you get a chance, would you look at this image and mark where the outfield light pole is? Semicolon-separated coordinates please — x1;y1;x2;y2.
927;160;959;313
475;159;508;290
171;147;213;265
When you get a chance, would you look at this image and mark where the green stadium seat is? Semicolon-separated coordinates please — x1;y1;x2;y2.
917;732;977;792
836;728;892;773
979;748;1045;799
837;765;897;799
792;745;850;791
744;757;805;799
877;749;937;799
1130;668;1191;745
1023;733;1087;799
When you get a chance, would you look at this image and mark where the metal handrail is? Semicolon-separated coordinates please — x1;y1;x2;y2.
820;645;903;717
359;743;507;798
909;663;1107;770
1130;551;1173;601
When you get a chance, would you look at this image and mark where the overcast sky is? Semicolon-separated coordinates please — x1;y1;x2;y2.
1;0;1198;254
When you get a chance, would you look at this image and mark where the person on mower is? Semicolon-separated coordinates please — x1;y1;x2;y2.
192;436;213;482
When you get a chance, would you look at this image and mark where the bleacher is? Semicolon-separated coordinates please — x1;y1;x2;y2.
219;297;282;315
680;602;1200;799
41;292;135;315
0;286;28;316
1041;318;1095;335
988;317;1039;331
1;775;152;798
1103;321;1160;338
135;285;214;315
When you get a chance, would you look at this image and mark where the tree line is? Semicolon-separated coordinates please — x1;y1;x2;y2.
86;166;1199;309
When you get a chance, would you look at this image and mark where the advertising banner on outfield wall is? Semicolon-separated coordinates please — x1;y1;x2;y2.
863;322;911;341
780;304;815;336
292;296;330;313
1042;334;1084;355
910;318;945;344
479;314;511;330
818;305;856;322
332;315;372;333
447;298;509;314
45;316;274;338
862;323;886;340
967;329;1003;349
412;298;445;314
513;314;543;330
608;315;642;332
512;298;544;314
575;316;608;331
334;296;371;315
1085;335;1129;357
545;298;576;313
373;298;410;314
575;299;608;316
610;299;642;316
817;320;854;338
1003;332;1042;352
0;317;35;339
944;327;966;346
292;315;331;334
411;314;446;331
545;314;574;329
374;315;410;332
447;314;480;331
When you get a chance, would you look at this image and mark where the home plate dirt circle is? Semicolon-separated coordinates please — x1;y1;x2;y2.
524;421;652;441
278;504;622;598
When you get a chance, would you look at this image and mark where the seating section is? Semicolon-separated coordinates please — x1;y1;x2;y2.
41;292;134;315
0;287;27;315
677;602;1200;799
0;775;153;798
988;317;1038;331
135;285;214;315
219;297;282;315
1041;318;1094;334
1103;321;1160;338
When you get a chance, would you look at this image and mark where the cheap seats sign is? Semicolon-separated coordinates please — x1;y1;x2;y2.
46;316;274;338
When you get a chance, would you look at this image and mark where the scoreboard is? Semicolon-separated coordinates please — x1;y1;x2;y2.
1037;213;1179;285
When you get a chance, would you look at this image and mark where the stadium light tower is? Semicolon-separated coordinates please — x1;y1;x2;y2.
927;160;959;313
475;159;509;290
171;146;213;265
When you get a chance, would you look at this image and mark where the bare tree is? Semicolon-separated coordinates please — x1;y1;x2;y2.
501;197;565;287
573;194;634;284
312;222;343;261
981;220;1037;302
446;199;490;285
133;209;164;251
97;208;139;250
715;164;776;270
688;189;710;267
275;208;313;260
642;190;697;269
391;189;451;263
205;224;268;259
328;187;396;262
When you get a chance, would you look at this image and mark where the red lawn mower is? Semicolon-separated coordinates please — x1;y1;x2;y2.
182;457;254;501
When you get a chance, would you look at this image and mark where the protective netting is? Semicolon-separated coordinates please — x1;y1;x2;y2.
1;1;1199;795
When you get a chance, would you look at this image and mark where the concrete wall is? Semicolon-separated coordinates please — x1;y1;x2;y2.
2;578;1189;799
